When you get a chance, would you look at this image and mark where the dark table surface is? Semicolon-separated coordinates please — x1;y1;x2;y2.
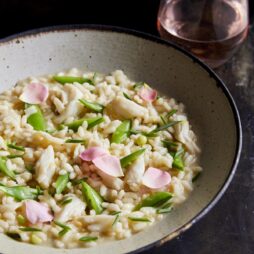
0;1;253;254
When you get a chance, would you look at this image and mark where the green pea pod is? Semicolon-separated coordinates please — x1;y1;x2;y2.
65;139;85;144
134;192;173;211
54;221;71;237
0;157;16;180
27;105;46;131
79;99;104;113
81;181;103;214
172;148;184;171
79;236;98;242
19;227;42;232
0;184;42;201
53;76;94;86
65;117;104;132
128;217;151;222
55;174;69;194
120;148;145;168
7;143;25;152
111;120;131;144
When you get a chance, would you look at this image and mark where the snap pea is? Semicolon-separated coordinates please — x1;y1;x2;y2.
111;120;131;144
79;99;104;113
129;129;158;138
60;198;72;206
172;148;185;171
128;217;151;222
54;221;71;237
79;236;98;242
53;76;94;86
81;181;103;214
65;139;85;144
0;157;16;180
6;154;24;159
134;192;173;211
19;227;42;232
7;143;25;152
55;174;69;194
27;105;46;131
133;82;145;90
120;148;145;168
65;117;104;132
0;184;42;201
123;92;132;100
156;201;173;214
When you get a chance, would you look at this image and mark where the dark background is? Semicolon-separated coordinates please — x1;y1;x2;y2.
0;1;253;254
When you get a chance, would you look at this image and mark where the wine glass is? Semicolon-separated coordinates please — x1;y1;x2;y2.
157;0;249;68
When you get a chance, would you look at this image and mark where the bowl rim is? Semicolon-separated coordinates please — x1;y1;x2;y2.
0;24;243;254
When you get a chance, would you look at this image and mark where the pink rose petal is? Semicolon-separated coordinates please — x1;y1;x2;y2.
139;86;157;102
142;167;171;189
19;83;49;104
93;154;124;177
79;147;108;161
25;200;53;224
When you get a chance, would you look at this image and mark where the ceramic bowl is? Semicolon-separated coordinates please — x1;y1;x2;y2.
0;25;242;254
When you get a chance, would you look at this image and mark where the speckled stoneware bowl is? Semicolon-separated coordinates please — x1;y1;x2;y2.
0;25;242;254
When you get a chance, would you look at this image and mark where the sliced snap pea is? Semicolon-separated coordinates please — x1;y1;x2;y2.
54;221;71;237
65;117;104;132
81;181;103;214
53;76;94;86
17;214;26;225
0;157;16;180
79;236;98;242
7;143;25;152
111;120;131;144
55;174;69;194
120;148;145;168
172;148;185;171
123;92;132;100
19;227;42;232
128;217;151;222
6;154;24;159
133;82;145;89
134;192;173;211
79;99;104;113
156;201;173;214
60;198;72;206
27;105;46;131
129;129;158;138
0;184;42;201
65;139;85;144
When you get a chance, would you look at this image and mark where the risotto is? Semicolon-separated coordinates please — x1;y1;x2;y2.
0;69;202;248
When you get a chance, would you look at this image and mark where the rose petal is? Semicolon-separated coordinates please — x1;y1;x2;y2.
93;154;124;177
25;200;53;224
79;147;108;161
138;86;157;102
142;167;171;189
19;83;49;104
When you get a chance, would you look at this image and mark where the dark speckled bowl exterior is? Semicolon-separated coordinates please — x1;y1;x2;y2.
0;25;242;254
